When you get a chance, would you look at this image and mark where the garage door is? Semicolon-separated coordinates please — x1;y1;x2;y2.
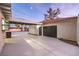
39;26;57;38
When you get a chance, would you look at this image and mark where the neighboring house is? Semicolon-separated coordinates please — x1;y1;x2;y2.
29;16;79;45
29;24;42;35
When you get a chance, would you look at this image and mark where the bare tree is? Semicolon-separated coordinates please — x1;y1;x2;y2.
44;14;48;20
52;8;60;18
47;8;53;19
44;8;60;20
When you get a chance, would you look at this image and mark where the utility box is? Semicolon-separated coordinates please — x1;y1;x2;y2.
6;32;11;38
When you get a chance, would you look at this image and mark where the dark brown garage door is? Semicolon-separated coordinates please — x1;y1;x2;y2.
39;26;57;38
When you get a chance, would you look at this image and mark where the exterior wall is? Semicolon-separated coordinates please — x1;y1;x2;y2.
77;16;79;45
57;20;77;41
0;10;5;53
44;19;77;41
29;25;41;35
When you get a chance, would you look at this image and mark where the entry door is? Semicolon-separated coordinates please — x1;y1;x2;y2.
39;26;57;38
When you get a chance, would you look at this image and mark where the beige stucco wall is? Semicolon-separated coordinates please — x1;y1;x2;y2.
44;19;77;41
0;10;5;53
29;25;41;35
57;20;77;41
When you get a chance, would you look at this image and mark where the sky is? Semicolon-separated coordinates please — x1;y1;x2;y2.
12;3;79;22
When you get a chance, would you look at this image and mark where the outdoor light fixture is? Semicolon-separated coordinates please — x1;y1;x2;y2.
36;25;40;29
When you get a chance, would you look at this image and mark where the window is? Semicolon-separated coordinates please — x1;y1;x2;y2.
1;18;9;31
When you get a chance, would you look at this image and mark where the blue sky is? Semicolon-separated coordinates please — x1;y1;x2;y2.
12;3;79;22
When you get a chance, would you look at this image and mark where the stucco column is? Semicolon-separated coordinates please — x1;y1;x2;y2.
41;24;43;37
77;15;79;45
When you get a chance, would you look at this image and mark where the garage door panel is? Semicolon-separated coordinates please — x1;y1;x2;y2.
39;26;57;38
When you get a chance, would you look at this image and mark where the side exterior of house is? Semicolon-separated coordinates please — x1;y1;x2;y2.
0;3;11;54
0;9;5;53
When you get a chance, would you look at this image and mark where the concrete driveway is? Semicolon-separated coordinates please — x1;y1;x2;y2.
1;32;79;56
